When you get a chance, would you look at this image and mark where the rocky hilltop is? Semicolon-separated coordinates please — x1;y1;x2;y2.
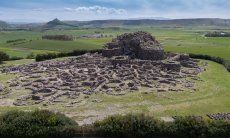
1;32;205;106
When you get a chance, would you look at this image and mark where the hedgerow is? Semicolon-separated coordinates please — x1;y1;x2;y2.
0;110;77;137
0;111;229;138
35;49;102;62
0;51;10;63
189;53;230;72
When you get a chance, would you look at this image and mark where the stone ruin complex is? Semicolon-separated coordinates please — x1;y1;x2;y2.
0;31;205;106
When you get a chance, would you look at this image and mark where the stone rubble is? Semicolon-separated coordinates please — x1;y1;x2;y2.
207;113;230;121
0;83;4;92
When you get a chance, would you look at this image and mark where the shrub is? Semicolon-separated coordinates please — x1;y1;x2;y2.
205;32;230;37
6;39;26;43
42;35;75;41
0;51;9;63
9;56;23;61
208;120;230;137
35;49;102;62
172;116;209;137
26;53;35;59
171;116;230;137
35;53;58;62
94;114;162;137
0;110;78;137
0;52;23;63
0;111;229;137
223;60;230;72
94;114;230;138
189;53;230;72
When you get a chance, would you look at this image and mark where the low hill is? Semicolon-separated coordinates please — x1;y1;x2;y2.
47;18;65;26
64;18;230;28
0;20;9;29
3;18;230;30
42;18;77;29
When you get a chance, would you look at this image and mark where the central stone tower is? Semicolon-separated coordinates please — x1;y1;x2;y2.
102;31;165;60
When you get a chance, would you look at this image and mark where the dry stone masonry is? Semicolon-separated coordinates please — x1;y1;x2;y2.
0;83;4;92
207;113;230;121
102;31;164;60
1;31;205;106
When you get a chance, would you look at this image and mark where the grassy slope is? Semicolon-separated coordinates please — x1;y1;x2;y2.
163;36;230;59
0;60;229;123
7;38;109;52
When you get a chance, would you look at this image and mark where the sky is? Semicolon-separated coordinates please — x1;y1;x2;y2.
0;0;229;22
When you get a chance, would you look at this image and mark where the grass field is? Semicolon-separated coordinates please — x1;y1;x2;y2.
0;27;230;59
0;59;229;124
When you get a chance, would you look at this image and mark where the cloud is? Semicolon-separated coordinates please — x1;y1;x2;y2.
0;0;229;22
64;6;126;14
32;8;43;11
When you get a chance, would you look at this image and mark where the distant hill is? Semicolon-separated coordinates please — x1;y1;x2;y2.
42;18;77;29
64;18;230;28
2;18;230;30
0;20;9;29
47;18;65;26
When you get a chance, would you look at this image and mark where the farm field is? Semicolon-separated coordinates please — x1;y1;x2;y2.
1;27;230;60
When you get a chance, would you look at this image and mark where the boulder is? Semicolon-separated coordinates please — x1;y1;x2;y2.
32;95;43;100
127;82;135;87
38;88;53;93
180;60;197;68
0;83;4;92
207;113;230;121
13;101;28;106
179;54;190;61
82;81;94;87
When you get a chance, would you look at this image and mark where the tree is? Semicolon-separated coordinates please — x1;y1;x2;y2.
0;51;9;63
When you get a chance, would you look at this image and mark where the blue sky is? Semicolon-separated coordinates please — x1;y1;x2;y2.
0;0;229;22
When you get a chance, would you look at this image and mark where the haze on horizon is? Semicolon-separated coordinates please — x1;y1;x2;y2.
0;0;230;22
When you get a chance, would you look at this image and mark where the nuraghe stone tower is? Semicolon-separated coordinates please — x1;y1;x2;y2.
102;31;165;60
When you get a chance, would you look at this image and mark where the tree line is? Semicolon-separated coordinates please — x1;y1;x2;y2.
42;35;75;41
205;32;230;37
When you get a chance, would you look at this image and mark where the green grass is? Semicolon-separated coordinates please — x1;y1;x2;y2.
7;38;109;52
163;36;230;59
0;27;230;60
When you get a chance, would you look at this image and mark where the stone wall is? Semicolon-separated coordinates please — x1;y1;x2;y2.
102;48;123;58
102;31;165;60
138;49;165;60
161;61;181;72
110;56;130;66
106;42;119;49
